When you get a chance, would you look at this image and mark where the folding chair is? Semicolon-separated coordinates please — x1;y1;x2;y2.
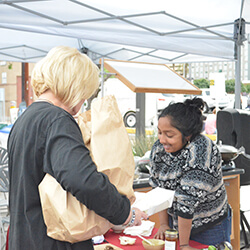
0;147;9;250
217;109;250;249
0;147;9;213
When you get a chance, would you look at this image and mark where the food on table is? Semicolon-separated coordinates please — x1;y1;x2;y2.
205;241;233;250
119;236;136;245
165;228;178;249
142;239;165;250
104;246;114;250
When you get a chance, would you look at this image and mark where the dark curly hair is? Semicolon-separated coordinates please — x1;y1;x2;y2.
158;97;204;142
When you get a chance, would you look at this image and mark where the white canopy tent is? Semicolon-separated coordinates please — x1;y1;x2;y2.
0;0;248;63
0;0;249;108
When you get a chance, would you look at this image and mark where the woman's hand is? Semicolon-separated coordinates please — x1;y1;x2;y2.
124;207;148;227
133;207;148;226
153;224;170;240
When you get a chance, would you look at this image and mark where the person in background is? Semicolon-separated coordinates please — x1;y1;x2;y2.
149;98;231;250
246;94;250;110
205;108;217;135
17;101;27;117
201;112;207;133
7;46;147;250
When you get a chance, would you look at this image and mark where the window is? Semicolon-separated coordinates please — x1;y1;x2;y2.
0;88;5;122
2;72;7;84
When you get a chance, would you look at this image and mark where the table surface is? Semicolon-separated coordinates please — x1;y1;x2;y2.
133;168;244;189
98;228;209;250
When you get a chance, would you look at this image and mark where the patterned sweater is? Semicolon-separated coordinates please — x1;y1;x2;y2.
149;134;229;234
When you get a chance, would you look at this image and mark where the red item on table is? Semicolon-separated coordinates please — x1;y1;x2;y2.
6;225;208;249
103;228;209;250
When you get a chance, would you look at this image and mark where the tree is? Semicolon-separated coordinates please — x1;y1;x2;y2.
193;78;210;89
225;79;235;93
244;84;250;93
225;79;249;94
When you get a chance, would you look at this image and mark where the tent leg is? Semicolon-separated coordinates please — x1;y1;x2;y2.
136;93;145;139
235;44;241;109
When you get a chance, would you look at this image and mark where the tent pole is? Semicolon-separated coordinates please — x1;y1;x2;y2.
21;63;26;103
188;63;192;81
233;17;246;109
136;93;145;139
233;13;247;109
235;44;241;109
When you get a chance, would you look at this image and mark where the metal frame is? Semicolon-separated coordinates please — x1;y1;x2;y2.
0;0;240;62
0;0;248;111
0;45;47;61
234;0;246;109
3;0;235;41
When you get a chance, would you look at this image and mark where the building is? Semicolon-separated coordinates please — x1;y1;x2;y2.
169;39;250;83
0;62;35;123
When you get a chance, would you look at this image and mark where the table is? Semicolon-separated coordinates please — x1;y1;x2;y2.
99;228;208;250
133;168;244;250
222;169;244;250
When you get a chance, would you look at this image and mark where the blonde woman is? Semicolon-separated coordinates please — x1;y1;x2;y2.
7;46;147;250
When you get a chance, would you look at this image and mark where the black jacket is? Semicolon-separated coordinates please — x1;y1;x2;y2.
7;102;130;250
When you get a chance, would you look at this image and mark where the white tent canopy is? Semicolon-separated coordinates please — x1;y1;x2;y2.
0;0;249;64
0;0;249;110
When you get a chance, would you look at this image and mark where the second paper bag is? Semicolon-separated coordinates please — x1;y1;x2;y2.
90;95;135;201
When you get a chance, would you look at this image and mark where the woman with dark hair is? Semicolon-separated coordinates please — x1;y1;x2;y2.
149;97;231;250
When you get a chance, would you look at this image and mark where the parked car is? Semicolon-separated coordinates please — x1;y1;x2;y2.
185;88;230;113
99;79;191;128
122;93;183;128
98;78;158;128
156;93;185;115
202;88;230;111
246;95;250;110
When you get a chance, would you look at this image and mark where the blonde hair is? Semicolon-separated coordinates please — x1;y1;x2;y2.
31;46;100;109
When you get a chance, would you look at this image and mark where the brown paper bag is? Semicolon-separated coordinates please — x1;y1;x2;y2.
39;95;135;243
91;95;135;202
39;174;112;243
